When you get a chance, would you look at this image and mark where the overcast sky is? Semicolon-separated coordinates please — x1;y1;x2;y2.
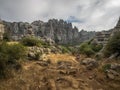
0;0;120;31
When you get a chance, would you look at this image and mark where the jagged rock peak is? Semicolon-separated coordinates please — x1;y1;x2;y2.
115;17;120;28
2;19;95;44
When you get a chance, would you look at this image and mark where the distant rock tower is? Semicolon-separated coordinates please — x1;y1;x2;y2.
0;19;5;40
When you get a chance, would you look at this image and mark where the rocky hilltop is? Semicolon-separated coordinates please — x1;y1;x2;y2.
3;19;95;44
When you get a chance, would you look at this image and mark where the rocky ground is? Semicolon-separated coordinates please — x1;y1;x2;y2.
0;53;119;90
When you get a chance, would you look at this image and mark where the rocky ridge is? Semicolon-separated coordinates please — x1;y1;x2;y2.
3;19;95;44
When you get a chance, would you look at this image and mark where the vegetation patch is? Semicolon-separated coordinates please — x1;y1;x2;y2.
0;42;26;79
104;31;120;57
102;64;111;72
21;36;41;46
78;40;103;57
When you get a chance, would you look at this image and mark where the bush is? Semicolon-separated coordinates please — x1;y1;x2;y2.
90;44;103;52
82;47;95;57
79;42;95;56
102;64;111;72
104;31;120;57
21;37;41;46
8;44;26;62
68;47;78;55
0;42;26;79
21;36;51;48
3;32;11;41
41;42;51;48
60;46;70;53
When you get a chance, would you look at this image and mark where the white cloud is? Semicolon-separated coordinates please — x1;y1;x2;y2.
0;0;120;31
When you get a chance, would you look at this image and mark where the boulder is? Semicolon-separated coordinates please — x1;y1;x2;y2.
36;61;48;67
28;52;36;59
110;63;120;71
106;69;119;79
57;61;71;69
109;53;119;60
81;58;98;70
81;58;96;65
109;70;119;76
67;68;77;75
107;73;115;79
59;70;67;75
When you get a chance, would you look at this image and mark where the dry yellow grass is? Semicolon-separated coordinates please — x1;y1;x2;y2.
45;53;78;64
7;41;19;45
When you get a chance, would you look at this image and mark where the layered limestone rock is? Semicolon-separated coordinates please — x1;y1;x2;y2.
79;30;95;43
111;17;120;36
3;19;95;44
31;19;80;44
92;17;120;45
4;21;34;41
0;20;5;40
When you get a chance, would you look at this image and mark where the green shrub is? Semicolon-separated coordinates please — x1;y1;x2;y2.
8;44;26;62
21;37;41;46
41;42;51;48
102;64;111;72
21;36;51;48
3;32;11;41
104;31;120;57
78;41;103;57
79;42;95;56
60;46;70;53
90;44;103;52
0;42;26;79
68;47;78;55
83;47;95;57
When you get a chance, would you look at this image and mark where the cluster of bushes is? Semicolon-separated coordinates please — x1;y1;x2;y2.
67;47;78;55
104;31;120;57
78;42;103;57
21;36;50;48
79;43;95;56
59;41;103;55
0;42;26;79
21;37;41;46
60;46;70;53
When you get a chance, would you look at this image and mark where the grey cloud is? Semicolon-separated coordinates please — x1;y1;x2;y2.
0;0;120;31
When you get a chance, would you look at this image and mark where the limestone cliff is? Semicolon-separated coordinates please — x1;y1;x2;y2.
111;17;120;36
0;20;5;40
3;19;95;44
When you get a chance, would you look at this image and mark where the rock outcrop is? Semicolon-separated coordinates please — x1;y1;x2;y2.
79;30;96;43
0;20;5;40
31;19;80;44
3;19;95;44
111;17;120;36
